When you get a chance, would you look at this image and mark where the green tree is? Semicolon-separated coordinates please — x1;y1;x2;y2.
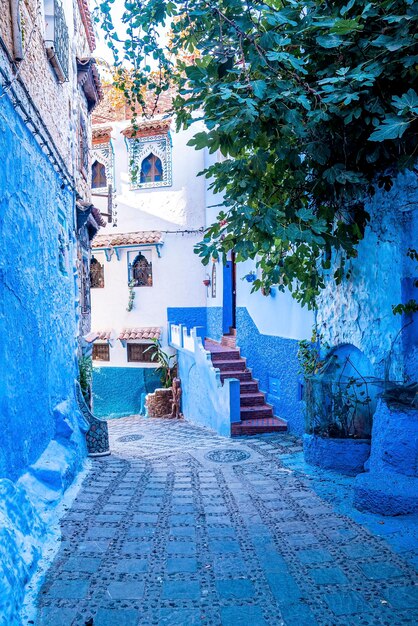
97;0;418;308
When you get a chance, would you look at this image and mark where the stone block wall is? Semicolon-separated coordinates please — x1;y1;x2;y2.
146;388;173;417
0;0;93;199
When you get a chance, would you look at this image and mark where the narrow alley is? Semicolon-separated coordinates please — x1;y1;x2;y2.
36;418;418;626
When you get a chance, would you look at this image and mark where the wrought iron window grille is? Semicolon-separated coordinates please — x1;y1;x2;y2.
128;253;153;287
44;0;69;83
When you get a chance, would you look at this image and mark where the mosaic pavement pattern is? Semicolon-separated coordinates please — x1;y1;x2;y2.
36;416;418;626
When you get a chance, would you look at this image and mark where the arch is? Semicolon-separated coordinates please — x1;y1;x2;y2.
140;152;163;184
131;253;152;287
92;160;107;188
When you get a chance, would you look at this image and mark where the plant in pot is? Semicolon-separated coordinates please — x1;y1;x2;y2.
144;340;178;417
299;332;383;475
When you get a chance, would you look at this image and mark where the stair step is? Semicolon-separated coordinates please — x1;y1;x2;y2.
240;405;273;421
210;349;241;362
240;392;265;406
220;370;252;382
215;359;246;372
239;381;259;393
232;417;287;436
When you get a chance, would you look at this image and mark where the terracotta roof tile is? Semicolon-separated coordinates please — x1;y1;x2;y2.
77;0;96;52
118;327;162;341
84;330;113;342
122;119;172;139
92;231;162;248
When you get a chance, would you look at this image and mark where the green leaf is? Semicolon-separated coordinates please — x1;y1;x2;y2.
369;115;410;141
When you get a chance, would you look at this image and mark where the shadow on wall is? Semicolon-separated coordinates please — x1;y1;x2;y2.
92;367;161;418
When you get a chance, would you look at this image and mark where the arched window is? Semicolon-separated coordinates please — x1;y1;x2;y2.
90;256;104;288
140;153;163;184
92;160;107;189
131;253;152;287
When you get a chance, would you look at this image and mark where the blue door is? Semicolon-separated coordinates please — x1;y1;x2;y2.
223;256;236;334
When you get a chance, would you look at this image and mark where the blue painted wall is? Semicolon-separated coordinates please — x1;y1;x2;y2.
93;367;161;418
169;305;305;435
177;339;240;437
167;306;207;336
236;307;305;435
207;307;223;342
0;92;80;481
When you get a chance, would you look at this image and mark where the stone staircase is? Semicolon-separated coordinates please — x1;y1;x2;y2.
204;338;287;436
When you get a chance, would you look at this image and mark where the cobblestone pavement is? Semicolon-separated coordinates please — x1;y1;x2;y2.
36;416;418;626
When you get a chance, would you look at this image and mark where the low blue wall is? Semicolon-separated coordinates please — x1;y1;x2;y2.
207;307;223;342
169;306;305;435
167;307;207;336
93;367;161;418
236;308;305;435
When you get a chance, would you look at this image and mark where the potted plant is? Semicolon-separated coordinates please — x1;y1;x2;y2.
145;340;178;417
298;332;382;475
243;271;256;283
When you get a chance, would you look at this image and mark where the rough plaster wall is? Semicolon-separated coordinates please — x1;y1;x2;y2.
0;94;79;480
167;307;208;336
316;171;418;381
92;367;161;418
178;346;234;437
236;308;305;435
206;307;223;342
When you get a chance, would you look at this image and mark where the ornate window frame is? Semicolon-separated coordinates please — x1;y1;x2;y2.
91;141;114;194
128;133;172;190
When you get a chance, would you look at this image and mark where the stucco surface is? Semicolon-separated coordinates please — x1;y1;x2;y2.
176;334;239;437
317;170;418;382
0;94;80;481
167;307;207;335
367;401;418;478
236;308;305;435
206;306;223;342
92;367;161;418
303;434;371;476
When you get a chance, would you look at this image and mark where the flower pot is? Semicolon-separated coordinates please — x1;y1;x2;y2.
303;433;371;476
244;273;256;283
203;279;211;287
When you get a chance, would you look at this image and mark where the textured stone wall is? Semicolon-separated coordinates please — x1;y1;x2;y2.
317;170;418;381
0;0;93;198
146;388;173;418
92;367;161;418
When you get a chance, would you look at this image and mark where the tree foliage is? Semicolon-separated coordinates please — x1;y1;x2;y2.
97;0;418;308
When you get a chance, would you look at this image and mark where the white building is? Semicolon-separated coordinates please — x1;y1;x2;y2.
90;93;207;416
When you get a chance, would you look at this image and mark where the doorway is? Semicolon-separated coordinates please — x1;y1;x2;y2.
222;252;236;334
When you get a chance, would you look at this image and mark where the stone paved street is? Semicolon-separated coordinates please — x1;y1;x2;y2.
36;417;418;626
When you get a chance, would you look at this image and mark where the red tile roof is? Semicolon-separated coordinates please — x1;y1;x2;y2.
77;0;96;52
122;119;172;139
84;330;113;342
92;231;162;248
118;327;162;341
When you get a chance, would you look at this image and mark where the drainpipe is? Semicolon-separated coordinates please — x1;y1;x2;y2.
10;0;23;61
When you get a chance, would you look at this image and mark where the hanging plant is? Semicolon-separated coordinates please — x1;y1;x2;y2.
127;279;136;312
243;271;256;283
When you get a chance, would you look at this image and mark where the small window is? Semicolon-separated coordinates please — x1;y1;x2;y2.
130;253;152;287
92;160;107;189
127;343;156;363
140;153;162;183
93;343;110;361
90;256;104;288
